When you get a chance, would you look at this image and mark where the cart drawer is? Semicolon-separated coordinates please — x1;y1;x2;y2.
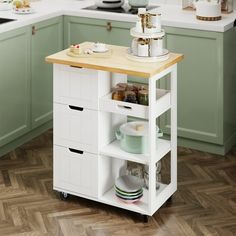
54;145;98;198
54;103;98;154
53;64;110;110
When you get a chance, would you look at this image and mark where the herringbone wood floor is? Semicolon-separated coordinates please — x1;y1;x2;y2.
0;130;236;236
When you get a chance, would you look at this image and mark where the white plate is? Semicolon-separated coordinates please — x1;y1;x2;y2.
92;47;109;53
115;175;143;193
126;48;170;63
130;27;165;39
13;7;34;14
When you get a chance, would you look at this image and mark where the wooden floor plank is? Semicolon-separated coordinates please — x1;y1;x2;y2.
0;129;235;235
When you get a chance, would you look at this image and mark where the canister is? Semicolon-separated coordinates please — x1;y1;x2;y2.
138;42;149;57
150;38;163;57
151;13;161;32
112;87;125;101
138;89;149;106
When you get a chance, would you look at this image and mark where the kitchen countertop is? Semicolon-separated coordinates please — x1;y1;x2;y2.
0;0;236;34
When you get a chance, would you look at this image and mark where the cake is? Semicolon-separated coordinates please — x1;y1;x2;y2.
69;44;80;55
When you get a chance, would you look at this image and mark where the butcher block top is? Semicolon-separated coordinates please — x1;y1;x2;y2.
46;42;184;78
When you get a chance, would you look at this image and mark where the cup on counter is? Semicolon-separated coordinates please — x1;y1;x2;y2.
151;13;161;32
93;42;107;52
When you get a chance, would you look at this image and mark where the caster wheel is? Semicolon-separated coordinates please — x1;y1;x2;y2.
141;214;149;223
167;196;173;203
60;192;70;201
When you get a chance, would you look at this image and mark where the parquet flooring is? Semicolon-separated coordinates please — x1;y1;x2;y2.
0;129;236;236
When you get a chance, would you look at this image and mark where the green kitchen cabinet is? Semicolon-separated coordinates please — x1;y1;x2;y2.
161;26;236;154
0;17;63;157
0;27;31;147
31;17;63;128
64;16;133;48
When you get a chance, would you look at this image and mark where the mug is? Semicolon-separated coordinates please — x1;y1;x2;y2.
150;38;163;57
151;14;161;32
93;42;106;51
138;43;149;57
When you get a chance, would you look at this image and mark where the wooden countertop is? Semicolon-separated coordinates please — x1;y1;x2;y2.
46;42;184;78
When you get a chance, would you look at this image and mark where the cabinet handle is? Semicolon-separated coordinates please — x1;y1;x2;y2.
69;148;84;155
69;105;84;111
70;65;83;69
106;22;112;32
117;105;132;110
32;26;36;35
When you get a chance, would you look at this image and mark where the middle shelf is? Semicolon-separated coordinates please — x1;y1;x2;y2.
100;138;171;164
99;89;171;119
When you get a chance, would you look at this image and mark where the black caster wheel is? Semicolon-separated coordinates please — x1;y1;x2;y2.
141;214;149;223
167;196;173;203
60;192;70;201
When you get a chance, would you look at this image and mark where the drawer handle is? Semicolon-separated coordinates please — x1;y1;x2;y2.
69;148;84;155
69;105;84;111
106;22;112;32
117;105;132;110
70;65;83;69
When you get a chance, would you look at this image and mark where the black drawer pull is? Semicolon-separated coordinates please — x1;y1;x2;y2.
69;105;84;111
70;65;83;69
69;148;84;155
117;105;132;110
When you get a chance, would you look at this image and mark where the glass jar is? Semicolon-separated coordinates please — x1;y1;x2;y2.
117;83;128;90
112;87;125;101
123;91;138;103
143;162;161;190
126;84;139;96
138;89;149;105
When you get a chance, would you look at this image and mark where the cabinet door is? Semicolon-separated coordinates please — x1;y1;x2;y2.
31;17;63;129
0;27;31;147
161;27;223;144
54;145;98;197
64;16;133;48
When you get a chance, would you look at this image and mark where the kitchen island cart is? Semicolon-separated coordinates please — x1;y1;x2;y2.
46;42;183;220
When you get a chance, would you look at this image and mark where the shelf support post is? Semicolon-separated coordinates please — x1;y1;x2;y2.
170;64;177;191
148;74;157;214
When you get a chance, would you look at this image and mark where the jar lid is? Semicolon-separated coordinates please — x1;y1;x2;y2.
139;89;148;95
120;121;149;136
124;91;136;96
117;83;128;89
112;87;125;92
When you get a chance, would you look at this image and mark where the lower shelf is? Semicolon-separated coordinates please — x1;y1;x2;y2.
99;183;167;215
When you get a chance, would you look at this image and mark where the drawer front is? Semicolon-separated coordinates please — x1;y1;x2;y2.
54;145;98;197
53;64;110;110
54;103;98;154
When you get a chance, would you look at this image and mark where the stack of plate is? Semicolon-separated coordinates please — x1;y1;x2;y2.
115;175;143;204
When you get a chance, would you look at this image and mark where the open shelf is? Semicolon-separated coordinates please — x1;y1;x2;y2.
99;183;167;215
100;138;170;164
99;89;170;119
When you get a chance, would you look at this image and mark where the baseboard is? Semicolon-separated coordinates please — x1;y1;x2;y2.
0;120;53;157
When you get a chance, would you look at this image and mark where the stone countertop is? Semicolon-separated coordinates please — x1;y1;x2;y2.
0;0;235;34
